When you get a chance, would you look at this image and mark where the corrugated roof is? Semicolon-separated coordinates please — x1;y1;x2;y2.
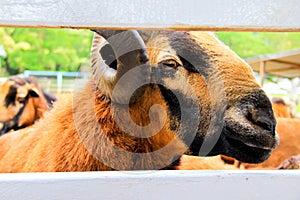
246;48;300;78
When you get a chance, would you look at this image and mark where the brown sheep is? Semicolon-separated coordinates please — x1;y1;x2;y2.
0;30;279;172
0;76;56;135
271;97;292;118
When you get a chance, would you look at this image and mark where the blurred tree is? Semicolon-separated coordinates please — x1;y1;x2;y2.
1;29;300;76
0;28;93;75
216;32;300;58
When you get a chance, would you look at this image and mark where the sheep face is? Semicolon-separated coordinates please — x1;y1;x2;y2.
188;32;279;163
91;30;279;165
0;76;41;135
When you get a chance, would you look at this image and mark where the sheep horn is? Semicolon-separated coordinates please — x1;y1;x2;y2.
91;30;149;100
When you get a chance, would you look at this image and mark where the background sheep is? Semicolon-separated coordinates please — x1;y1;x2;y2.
0;30;279;172
271;97;292;118
0;76;56;135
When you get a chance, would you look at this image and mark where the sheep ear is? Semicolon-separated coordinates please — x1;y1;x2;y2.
29;88;40;98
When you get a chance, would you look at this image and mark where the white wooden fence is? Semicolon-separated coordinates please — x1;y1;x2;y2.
23;70;90;93
0;0;299;31
1;0;300;199
1;170;300;200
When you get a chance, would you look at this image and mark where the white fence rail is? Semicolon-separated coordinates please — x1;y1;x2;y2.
23;70;91;93
1;1;300;200
1;171;300;200
0;0;300;31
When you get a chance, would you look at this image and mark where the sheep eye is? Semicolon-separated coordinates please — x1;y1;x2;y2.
17;97;26;104
161;59;179;69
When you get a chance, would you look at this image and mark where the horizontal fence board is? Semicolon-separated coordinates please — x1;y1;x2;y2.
0;0;300;31
0;170;299;200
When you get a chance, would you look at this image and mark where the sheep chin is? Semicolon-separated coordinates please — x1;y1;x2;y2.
218;127;278;164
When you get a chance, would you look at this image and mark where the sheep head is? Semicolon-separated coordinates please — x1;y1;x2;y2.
90;30;279;167
0;76;42;135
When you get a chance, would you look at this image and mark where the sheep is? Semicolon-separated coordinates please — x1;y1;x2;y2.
0;30;279;172
0;76;56;135
271;97;292;118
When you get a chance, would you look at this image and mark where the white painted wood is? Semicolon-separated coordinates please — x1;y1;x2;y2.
0;0;299;31
0;170;299;200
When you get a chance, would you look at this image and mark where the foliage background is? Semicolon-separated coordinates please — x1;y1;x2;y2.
216;32;300;58
0;28;300;76
0;28;93;75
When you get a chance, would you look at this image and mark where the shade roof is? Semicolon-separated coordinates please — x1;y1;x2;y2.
246;48;300;79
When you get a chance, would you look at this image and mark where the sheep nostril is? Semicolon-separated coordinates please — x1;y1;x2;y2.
246;109;275;134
